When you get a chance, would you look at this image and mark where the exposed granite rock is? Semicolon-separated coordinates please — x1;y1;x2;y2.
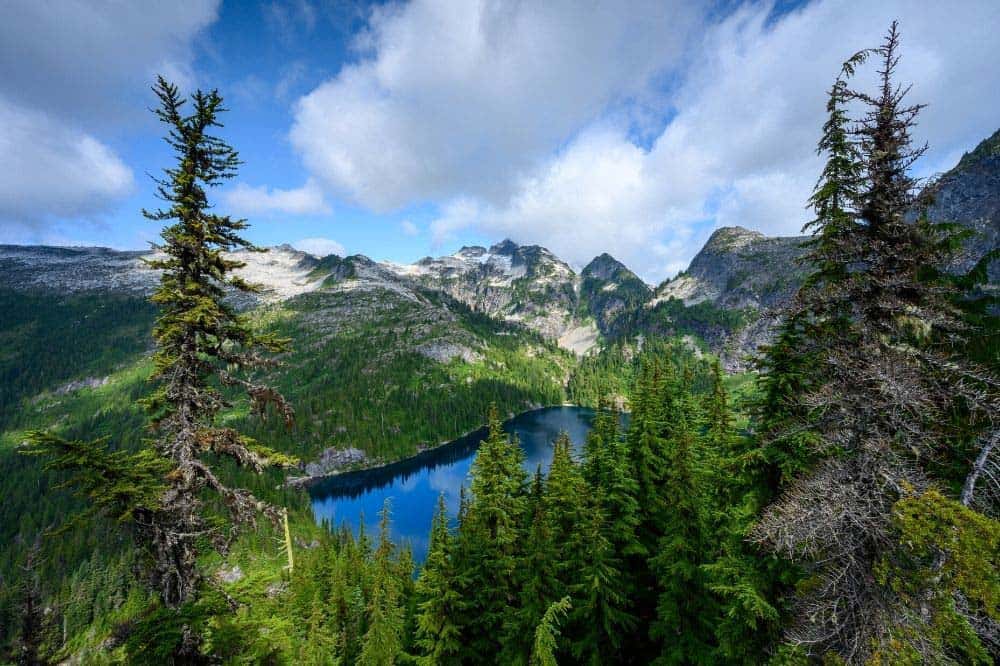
385;239;586;349
302;447;367;477
652;227;810;311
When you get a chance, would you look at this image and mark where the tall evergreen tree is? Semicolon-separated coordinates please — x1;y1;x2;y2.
360;501;405;666
753;23;999;662
567;506;633;665
502;469;558;666
650;368;714;664
414;495;463;665
139;76;296;607
456;405;527;662
543;433;587;597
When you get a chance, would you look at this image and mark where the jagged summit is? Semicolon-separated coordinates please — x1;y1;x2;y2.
489;239;520;255
5;123;998;364
582;252;637;281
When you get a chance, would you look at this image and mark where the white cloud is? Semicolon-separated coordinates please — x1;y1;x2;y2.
294;237;346;257
290;0;704;210
0;0;219;225
425;0;1000;282
0;0;220;126
0;99;133;223
400;220;419;237
224;178;330;217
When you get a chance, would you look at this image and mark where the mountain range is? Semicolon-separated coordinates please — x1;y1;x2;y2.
1;128;997;465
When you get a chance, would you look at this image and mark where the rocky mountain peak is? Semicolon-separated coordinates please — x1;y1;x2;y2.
582;252;633;281
701;226;767;253
488;239;520;255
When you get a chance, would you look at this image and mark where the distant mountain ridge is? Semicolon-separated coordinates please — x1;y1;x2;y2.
3;127;997;367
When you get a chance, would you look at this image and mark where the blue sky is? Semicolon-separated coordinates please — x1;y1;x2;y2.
2;0;998;282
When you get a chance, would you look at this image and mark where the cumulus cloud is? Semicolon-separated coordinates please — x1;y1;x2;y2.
290;0;704;210
0;99;133;223
294;237;346;257
282;0;1000;282
224;178;330;216
0;0;219;126
426;0;1000;282
0;0;218;226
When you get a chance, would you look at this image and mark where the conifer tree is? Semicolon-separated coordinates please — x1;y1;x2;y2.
503;469;558;666
568;506;633;665
753;23;999;661
139;76;296;607
24;78;296;626
414;496;462;665
623;360;670;660
650;368;714;664
543;433;587;596
360;501;405;666
457;405;527;662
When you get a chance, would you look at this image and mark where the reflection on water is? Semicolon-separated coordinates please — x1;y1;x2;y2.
309;406;596;562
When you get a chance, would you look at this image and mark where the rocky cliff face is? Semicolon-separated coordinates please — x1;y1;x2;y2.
925;128;1000;285
651;227;809;311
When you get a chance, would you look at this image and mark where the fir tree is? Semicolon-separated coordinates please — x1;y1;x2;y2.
359;501;405;666
502;468;558;666
456;405;527;662
139;76;296;607
543;433;587;597
568;507;632;665
753;23;1000;661
414;496;463;665
23;77;297;627
650;368;714;664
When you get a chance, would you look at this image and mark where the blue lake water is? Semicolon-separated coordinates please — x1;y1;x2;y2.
309;406;596;562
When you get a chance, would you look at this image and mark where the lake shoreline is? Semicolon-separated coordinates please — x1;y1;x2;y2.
287;403;585;489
